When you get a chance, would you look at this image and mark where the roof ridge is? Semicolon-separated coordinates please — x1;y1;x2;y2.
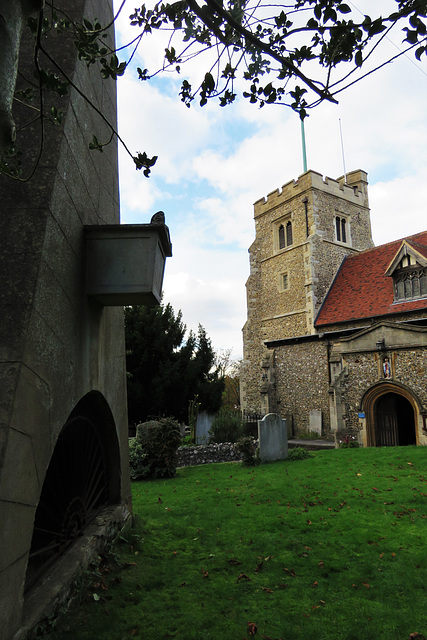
345;230;427;261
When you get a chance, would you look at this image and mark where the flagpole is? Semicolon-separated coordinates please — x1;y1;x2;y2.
301;117;308;173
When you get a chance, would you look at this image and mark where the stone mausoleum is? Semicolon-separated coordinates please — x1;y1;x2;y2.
0;2;171;638
241;169;427;447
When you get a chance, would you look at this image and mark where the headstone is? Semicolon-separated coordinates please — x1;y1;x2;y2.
258;413;288;462
196;411;214;444
309;409;322;436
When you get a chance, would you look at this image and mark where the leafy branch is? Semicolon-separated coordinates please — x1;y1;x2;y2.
2;0;426;179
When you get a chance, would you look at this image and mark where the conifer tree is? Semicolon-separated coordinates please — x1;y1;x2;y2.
125;304;224;424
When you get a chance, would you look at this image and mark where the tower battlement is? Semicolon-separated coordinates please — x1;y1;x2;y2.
254;169;369;217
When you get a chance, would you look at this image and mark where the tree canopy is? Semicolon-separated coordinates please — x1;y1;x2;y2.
127;0;426;119
125;303;224;424
1;0;426;178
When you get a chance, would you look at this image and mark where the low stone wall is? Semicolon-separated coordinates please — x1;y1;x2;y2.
177;442;243;467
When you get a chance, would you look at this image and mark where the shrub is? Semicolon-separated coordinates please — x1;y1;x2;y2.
128;438;148;481
287;446;314;461
236;436;259;466
131;417;182;480
336;431;360;449
208;408;243;443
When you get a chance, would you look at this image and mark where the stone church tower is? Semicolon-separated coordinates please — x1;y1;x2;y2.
241;169;374;417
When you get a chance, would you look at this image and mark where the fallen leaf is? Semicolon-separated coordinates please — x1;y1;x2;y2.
237;573;251;582
227;558;243;566
277;583;288;589
283;568;297;577
311;580;318;587
201;568;209;578
247;621;258;636
255;560;264;573
363;582;371;589
262;587;274;593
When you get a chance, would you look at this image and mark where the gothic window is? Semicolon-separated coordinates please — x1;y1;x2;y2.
335;216;347;243
277;219;293;251
286;221;293;246
278;224;285;249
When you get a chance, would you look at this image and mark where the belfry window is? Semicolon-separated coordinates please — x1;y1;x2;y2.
286;221;293;246
277;220;293;250
335;216;347;243
278;224;285;249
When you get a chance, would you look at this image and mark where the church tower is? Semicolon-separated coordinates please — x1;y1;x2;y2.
241;169;373;416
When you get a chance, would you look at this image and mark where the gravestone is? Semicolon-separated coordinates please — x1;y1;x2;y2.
309;409;322;436
195;411;214;444
258;413;288;462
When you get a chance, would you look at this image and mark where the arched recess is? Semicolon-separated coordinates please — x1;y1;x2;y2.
362;382;420;447
25;391;121;591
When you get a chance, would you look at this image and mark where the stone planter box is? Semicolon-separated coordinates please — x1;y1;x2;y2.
85;222;172;306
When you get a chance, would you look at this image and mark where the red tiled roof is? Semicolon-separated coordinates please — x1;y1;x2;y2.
315;231;427;327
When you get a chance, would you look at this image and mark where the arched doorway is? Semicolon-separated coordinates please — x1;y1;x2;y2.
25;392;121;591
374;393;416;447
363;383;419;447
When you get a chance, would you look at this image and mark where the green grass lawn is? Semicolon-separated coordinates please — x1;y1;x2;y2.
39;447;426;640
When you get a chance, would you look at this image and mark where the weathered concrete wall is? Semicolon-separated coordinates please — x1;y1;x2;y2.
0;2;131;638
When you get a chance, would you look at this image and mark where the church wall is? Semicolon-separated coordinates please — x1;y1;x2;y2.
309;185;373;314
333;352;380;432
273;341;330;434
393;349;427;405
258;247;306;321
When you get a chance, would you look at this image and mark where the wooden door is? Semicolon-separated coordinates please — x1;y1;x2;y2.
375;394;399;447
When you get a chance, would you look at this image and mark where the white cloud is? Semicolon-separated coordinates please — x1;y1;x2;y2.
370;168;427;246
162;246;248;358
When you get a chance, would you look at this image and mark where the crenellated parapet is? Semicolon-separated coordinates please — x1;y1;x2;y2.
254;169;369;218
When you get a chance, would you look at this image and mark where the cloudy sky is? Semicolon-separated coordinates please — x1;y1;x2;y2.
112;0;427;360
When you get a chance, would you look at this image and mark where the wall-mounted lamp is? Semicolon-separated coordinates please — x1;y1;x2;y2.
376;338;385;352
